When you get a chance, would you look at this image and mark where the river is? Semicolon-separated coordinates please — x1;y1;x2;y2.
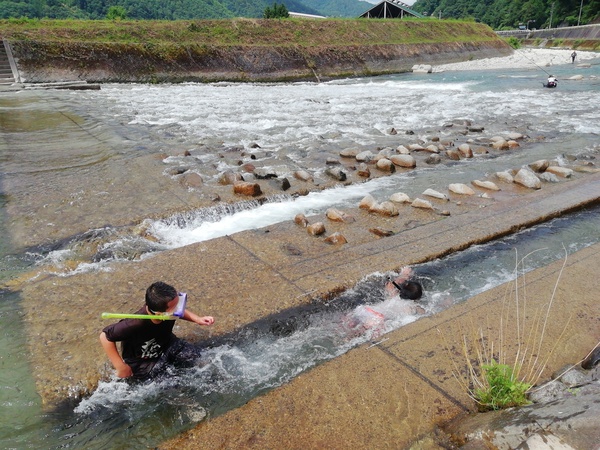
1;55;599;448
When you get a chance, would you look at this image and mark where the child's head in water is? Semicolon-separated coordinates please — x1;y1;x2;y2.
395;280;423;300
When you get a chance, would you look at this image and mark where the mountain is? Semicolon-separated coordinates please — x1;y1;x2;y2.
0;0;376;19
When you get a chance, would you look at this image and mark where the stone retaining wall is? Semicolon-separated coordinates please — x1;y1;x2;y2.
8;39;512;83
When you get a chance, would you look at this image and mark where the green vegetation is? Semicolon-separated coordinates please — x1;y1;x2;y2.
0;18;501;46
441;251;572;412
413;0;600;29
263;2;289;19
475;361;531;411
0;0;323;20
505;36;521;49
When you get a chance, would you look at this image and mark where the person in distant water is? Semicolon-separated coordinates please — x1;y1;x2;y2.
100;281;214;380
571;51;577;63
546;74;557;88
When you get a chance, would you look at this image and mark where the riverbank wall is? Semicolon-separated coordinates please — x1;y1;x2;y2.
1;20;512;83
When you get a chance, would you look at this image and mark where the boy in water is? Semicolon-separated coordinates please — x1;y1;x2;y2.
343;267;424;339
100;281;214;380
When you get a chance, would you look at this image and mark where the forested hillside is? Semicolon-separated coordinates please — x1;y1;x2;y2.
0;0;371;19
412;0;600;29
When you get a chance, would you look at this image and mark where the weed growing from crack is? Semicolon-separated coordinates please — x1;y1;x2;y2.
440;248;571;411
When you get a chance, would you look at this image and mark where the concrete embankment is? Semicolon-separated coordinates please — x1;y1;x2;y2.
1;20;512;83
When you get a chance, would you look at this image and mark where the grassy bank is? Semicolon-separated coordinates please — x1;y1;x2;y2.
0;18;500;46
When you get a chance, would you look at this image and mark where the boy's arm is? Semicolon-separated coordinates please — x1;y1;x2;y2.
99;332;133;378
181;309;215;326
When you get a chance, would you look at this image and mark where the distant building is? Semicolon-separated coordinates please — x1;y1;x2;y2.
359;0;424;19
289;12;327;19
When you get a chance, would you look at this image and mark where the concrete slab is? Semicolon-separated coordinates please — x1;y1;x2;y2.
18;172;600;406
159;241;600;450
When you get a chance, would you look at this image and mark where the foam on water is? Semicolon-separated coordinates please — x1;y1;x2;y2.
150;176;397;247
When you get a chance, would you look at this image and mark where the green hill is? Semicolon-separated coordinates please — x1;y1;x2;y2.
412;0;600;29
0;0;372;20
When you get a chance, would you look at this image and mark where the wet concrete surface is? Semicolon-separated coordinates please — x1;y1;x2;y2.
3;83;600;447
158;237;600;450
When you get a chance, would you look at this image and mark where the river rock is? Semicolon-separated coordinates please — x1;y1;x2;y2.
507;140;520;148
472;180;500;191
568;74;584;80
426;154;442;164
179;172;203;188
166;166;190;176
396;145;410;154
324;232;348;245
529;159;550;173
268;177;291;191
326;208;355;223
356;163;371;178
514;168;541;189
412;64;432;73
218;170;243;185
468;126;484;132
233;181;262;196
507;132;525;140
370;201;399;217
495;171;514;183
339;148;359;158
457;144;473;158
376;158;395;172
356;151;374;162
545;166;574;178
326;157;340;165
294;213;309;227
539;172;560;183
253;167;278;179
390;154;416;168
446;149;461;161
449;183;475;195
369;228;394;237
293;170;313;182
408;143;425;151
424;145;439;153
326;167;347;182
307;222;326;236
411;198;434;210
492;139;509;150
423;188;449;201
389;192;411;203
359;194;376;210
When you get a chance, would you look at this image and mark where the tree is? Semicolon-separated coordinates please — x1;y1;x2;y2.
106;5;127;20
263;2;289;18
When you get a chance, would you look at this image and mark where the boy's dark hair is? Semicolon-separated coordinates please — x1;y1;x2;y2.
396;280;423;300
145;281;177;312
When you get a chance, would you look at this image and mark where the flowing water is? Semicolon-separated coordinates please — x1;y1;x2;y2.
1;58;600;448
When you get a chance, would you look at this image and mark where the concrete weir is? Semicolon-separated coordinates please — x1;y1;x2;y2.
18;169;600;445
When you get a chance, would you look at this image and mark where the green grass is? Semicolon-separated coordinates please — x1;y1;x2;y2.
0;18;501;47
440;249;572;412
475;360;531;410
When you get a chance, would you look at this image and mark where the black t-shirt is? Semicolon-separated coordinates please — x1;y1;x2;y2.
102;306;176;378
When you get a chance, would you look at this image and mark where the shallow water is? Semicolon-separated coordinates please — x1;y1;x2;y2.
1;59;600;447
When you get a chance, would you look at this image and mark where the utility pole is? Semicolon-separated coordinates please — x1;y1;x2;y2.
549;2;554;29
577;0;584;26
